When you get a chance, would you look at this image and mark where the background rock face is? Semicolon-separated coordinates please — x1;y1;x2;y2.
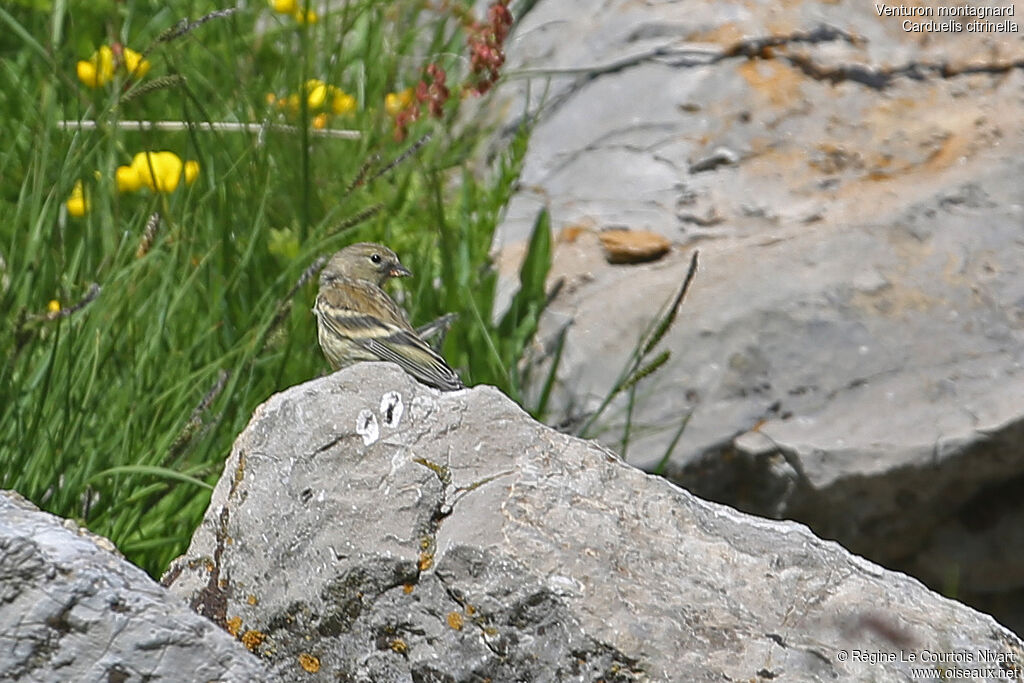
0;491;268;682
164;365;1024;682
485;0;1024;631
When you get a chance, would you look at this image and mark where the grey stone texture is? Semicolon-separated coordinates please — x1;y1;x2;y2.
164;365;1024;682
0;490;268;682
483;0;1024;633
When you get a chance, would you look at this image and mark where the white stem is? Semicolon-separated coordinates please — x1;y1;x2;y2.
58;120;361;140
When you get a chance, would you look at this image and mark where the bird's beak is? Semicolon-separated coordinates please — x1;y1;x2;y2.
390;263;412;278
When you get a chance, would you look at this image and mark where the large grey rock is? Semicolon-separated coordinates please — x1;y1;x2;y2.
0;490;268;682
164;364;1024;682
483;0;1024;632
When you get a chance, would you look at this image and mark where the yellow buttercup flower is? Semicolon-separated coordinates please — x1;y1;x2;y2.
47;300;61;314
331;91;356;115
65;180;90;217
76;45;149;88
312;113;328;129
67;195;90;217
76;46;115;88
385;89;413;117
127;152;200;193
122;48;151;79
305;79;328;109
272;81;352;120
269;0;297;13
294;8;318;24
132;152;180;192
184;160;200;186
116;165;142;193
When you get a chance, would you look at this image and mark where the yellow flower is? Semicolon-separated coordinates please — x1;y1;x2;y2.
76;46;115;88
122;48;151;79
269;0;297;13
331;91;356;115
265;92;278;106
116;165;142;193
129;151;200;193
77;45;149;87
385;89;413;117
65;180;89;217
312;113;328;129
294;8;318;24
184;160;200;186
305;79;327;109
47;300;61;314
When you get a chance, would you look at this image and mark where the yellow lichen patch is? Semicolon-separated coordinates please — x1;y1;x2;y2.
402;583;415;594
418;552;434;571
298;653;320;673
204;559;215;572
389;638;408;654
230;452;247;496
446;612;464;631
226;616;243;636
247;594;259;606
241;630;266;651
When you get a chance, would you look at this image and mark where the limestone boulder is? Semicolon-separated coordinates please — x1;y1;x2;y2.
164;365;1024;682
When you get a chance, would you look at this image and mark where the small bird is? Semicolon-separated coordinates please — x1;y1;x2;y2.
313;242;464;391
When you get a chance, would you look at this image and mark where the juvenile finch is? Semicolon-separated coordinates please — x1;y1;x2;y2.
313;242;464;391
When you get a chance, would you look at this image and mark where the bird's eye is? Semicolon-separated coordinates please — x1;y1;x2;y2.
370;253;382;264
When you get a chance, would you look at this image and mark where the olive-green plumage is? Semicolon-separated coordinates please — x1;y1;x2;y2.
313;242;464;392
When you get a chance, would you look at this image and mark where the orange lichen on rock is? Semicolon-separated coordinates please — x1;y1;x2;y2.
447;611;464;630
684;21;743;45
418;552;434;571
737;59;804;109
298;653;320;673
241;630;267;651
226;616;243;636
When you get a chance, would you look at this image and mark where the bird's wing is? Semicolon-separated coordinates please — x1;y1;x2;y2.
359;330;464;392
316;281;464;391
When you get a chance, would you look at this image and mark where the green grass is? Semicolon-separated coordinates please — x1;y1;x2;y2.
0;0;543;576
